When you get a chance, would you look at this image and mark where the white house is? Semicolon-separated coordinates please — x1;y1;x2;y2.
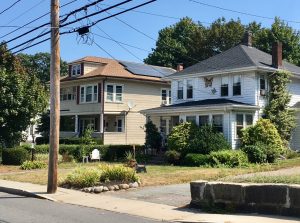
142;33;300;150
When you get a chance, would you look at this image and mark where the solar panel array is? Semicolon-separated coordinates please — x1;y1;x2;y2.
119;61;175;78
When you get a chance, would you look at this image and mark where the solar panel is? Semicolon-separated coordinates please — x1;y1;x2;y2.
119;61;175;78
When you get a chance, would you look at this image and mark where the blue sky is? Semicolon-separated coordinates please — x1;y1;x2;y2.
1;0;300;63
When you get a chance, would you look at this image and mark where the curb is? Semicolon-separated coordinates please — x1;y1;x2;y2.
0;186;57;202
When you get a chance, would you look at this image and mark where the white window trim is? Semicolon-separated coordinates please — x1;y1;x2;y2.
186;79;194;100
71;64;81;77
177;80;184;101
105;83;124;103
161;88;171;105
79;84;98;104
232;74;242;97
235;113;254;139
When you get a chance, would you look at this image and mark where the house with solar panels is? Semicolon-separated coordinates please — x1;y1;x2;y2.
142;33;300;150
59;56;174;145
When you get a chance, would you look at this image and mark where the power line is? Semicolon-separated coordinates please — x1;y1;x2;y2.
93;40;117;60
3;0;133;48
2;0;47;27
93;32;150;52
10;0;157;53
0;0;79;39
189;0;300;24
0;0;22;16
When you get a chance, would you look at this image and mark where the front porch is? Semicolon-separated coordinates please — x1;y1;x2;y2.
142;99;260;149
59;113;127;144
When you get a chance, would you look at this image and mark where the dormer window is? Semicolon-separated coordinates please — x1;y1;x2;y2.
72;64;81;76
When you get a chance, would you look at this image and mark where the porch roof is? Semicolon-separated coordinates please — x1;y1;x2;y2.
141;99;259;115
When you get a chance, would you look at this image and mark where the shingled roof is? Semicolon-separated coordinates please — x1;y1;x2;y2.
61;56;175;83
169;44;300;77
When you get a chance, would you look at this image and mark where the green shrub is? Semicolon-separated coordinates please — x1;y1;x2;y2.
20;160;47;170
242;144;267;163
241;119;285;163
165;150;181;165
167;122;198;155
183;153;211;166
34;144;49;154
99;164;139;183
285;149;300;159
145;120;161;149
2;147;30;165
35;153;63;163
103;145;144;162
60;167;101;188
210;150;248;167
189;125;231;154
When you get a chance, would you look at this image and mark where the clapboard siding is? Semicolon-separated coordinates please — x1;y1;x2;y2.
291;111;300;150
288;78;300;107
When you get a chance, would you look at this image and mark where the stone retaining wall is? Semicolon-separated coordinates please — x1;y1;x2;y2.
190;181;300;217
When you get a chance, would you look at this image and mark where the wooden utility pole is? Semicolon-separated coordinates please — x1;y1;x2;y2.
48;0;60;194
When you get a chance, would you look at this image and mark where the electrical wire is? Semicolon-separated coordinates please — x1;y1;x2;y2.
189;0;300;24
0;0;22;16
0;0;79;39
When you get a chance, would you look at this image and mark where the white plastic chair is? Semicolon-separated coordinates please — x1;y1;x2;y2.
90;149;100;162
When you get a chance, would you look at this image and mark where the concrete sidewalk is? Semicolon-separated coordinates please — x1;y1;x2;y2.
0;179;299;223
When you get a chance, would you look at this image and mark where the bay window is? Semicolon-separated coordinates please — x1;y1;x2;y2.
186;116;196;124
199;115;209;126
236;114;253;138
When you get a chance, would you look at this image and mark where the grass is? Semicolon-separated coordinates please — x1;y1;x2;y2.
0;158;300;186
225;175;300;184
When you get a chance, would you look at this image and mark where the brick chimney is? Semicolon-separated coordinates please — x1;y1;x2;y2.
272;41;282;69
177;63;183;72
242;31;252;47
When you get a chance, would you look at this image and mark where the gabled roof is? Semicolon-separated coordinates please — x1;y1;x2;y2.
142;98;259;114
61;56;175;83
169;44;300;77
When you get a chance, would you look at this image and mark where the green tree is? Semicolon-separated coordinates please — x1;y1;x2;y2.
144;120;161;149
36;110;50;139
253;17;300;66
0;44;49;147
264;70;296;143
17;52;68;84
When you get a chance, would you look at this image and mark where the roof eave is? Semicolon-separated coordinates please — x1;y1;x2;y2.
141;104;259;115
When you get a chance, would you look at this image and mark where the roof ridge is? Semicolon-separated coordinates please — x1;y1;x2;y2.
239;44;258;67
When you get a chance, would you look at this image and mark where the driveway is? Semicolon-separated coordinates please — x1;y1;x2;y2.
102;183;190;207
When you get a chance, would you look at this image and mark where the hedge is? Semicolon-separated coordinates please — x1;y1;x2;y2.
2;147;30;165
183;153;211;166
28;144;144;162
35;137;103;145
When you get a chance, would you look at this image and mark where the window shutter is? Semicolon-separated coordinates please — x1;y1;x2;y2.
68;65;72;77
81;63;84;75
98;83;102;103
76;86;80;104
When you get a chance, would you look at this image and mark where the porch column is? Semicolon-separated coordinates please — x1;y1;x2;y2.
100;113;104;133
75;115;78;133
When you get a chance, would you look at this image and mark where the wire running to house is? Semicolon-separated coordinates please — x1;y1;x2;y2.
189;0;300;24
0;0;22;16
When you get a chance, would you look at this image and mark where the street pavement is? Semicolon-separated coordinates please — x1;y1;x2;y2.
0;192;164;223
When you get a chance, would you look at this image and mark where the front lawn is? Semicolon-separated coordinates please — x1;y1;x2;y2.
0;158;300;186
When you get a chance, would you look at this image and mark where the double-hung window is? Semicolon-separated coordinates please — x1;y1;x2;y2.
60;87;76;101
260;75;266;96
233;75;241;96
187;80;193;99
80;84;98;103
106;84;123;102
199;115;209;127
186;116;196;124
72;64;81;76
161;89;171;105
221;76;229;97
212;115;223;133
177;81;183;100
236;114;253;138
